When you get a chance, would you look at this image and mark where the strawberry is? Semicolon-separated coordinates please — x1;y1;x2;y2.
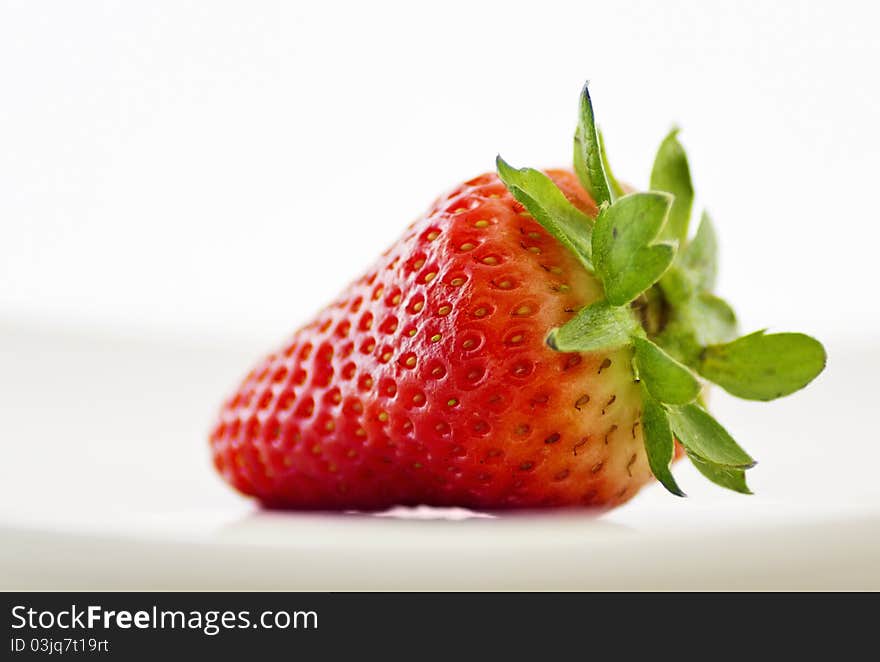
210;83;825;510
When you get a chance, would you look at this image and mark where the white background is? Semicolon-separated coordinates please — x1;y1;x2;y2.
1;0;878;350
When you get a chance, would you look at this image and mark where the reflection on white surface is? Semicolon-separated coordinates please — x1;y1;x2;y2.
0;321;878;589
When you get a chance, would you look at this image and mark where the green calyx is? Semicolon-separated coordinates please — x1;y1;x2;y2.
497;82;827;497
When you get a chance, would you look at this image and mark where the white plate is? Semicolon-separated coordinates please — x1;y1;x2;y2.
1;321;877;590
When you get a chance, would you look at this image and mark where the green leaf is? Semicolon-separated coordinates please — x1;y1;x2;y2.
641;389;685;496
660;213;719;312
679;211;718;291
689;292;737;346
654;292;737;367
547;301;638;352
668;404;755;468
654;318;703;368
687;451;752;495
697;330;827;401
598;129;625;198
496;156;595;271
658;265;694;307
633;337;701;405
592;192;676;305
573;82;613;207
650;128;694;244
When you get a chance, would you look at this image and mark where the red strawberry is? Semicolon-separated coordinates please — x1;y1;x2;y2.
210;83;825;510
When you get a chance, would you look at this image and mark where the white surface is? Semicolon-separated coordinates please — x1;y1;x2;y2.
1;1;878;347
0;321;878;590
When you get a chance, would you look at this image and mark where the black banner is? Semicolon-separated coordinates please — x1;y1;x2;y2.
1;592;875;658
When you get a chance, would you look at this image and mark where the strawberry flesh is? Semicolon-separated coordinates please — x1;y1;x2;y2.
210;171;658;510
